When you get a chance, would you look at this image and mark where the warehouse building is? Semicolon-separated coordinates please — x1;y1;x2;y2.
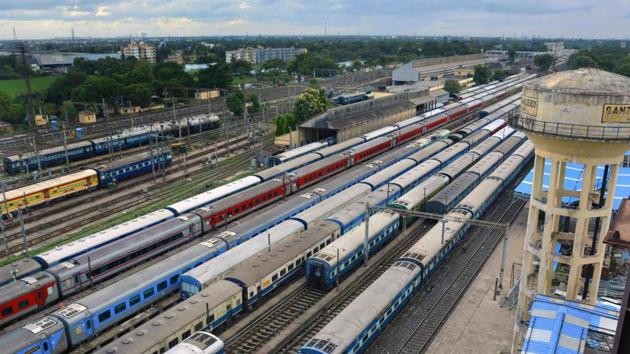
392;53;494;84
299;90;442;143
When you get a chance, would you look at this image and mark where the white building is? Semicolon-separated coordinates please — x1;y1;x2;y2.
121;42;156;63
225;47;307;64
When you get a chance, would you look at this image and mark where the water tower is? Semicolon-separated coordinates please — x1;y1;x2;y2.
509;68;630;344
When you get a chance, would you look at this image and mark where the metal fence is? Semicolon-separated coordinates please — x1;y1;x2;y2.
509;115;630;141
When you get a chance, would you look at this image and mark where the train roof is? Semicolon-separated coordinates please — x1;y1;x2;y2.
360;126;397;141
292;184;372;226
390;174;450;210
34;208;174;267
466;151;503;177
326;186;396;227
182;219;305;287
425;172;480;215
404;140;451;164
50;216;199;276
93;150;169;170
96;280;240;354
2;169;97;201
274;141;329;162
166;175;262;215
7;140;94;160
197;179;285;214
305;263;420;354
360;159;415;189
225;221;340;286
254;153;321;181
314;211;399;267
71;237;224;313
402;218;465;267
314;137;364;158
0;317;67;354
0;257;42;286
0;272;56;303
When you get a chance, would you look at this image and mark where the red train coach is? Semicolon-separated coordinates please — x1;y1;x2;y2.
0;273;59;326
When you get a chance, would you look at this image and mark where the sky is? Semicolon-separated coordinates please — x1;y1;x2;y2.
0;0;629;40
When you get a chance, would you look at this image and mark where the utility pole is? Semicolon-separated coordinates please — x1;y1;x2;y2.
364;202;370;266
102;98;113;162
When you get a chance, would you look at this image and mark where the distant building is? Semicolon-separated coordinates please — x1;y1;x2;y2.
19;52;120;70
195;90;220;100
225;47;307;64
225;47;256;64
121;41;156;63
544;41;565;53
165;50;184;65
0;121;13;134
392;54;494;84
78;111;97;124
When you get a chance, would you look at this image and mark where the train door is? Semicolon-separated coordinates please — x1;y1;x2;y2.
308;263;326;288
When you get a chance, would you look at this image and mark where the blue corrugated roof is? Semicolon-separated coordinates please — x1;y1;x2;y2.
515;154;630;211
522;295;619;354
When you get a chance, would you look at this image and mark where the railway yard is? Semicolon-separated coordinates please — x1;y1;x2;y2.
0;67;624;354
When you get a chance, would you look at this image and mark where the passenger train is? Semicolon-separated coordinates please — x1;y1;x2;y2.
165;331;224;354
268;138;335;166
94;121;523;354
3;114;219;175
306;127;525;290
0;77;533;352
0;151;172;216
0;76;529;289
300;141;534;354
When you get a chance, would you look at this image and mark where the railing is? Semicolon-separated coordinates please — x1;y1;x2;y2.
508;115;630;141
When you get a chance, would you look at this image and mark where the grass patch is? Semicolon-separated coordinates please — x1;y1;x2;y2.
232;75;257;85
0;76;57;99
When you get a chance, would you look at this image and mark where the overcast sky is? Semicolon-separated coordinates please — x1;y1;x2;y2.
0;0;629;40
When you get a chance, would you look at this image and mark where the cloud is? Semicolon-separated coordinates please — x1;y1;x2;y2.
0;0;628;39
95;6;110;17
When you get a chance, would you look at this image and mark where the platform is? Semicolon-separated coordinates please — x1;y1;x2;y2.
424;205;529;354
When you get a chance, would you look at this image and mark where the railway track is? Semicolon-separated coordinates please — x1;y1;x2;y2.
0;85;305;156
367;193;527;354
224;219;435;354
0;140;261;260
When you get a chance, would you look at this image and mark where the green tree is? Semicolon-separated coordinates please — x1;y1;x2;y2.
124;83;153;107
248;93;261;114
492;69;508;81
45;69;88;105
567;51;600;69
71;76;123;105
230;60;252;77
473;65;491;85
274;112;297;136
262;59;287;71
443;79;461;96
197;63;232;89
289;53;339;76
534;54;555;71
507;47;516;64
351;60;363;72
293;87;328;122
61;101;78;125
0;91;25;125
227;90;246;116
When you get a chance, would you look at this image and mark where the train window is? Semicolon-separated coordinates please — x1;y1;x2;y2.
271;274;278;282
157;281;168;291
183;329;193;340
43;342;49;351
18;299;29;309
170;275;179;285
194;322;203;331
114;302;126;314
1;307;13;316
280;269;286;276
98;310;111;322
86;320;92;330
168;338;179;348
144;288;155;298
